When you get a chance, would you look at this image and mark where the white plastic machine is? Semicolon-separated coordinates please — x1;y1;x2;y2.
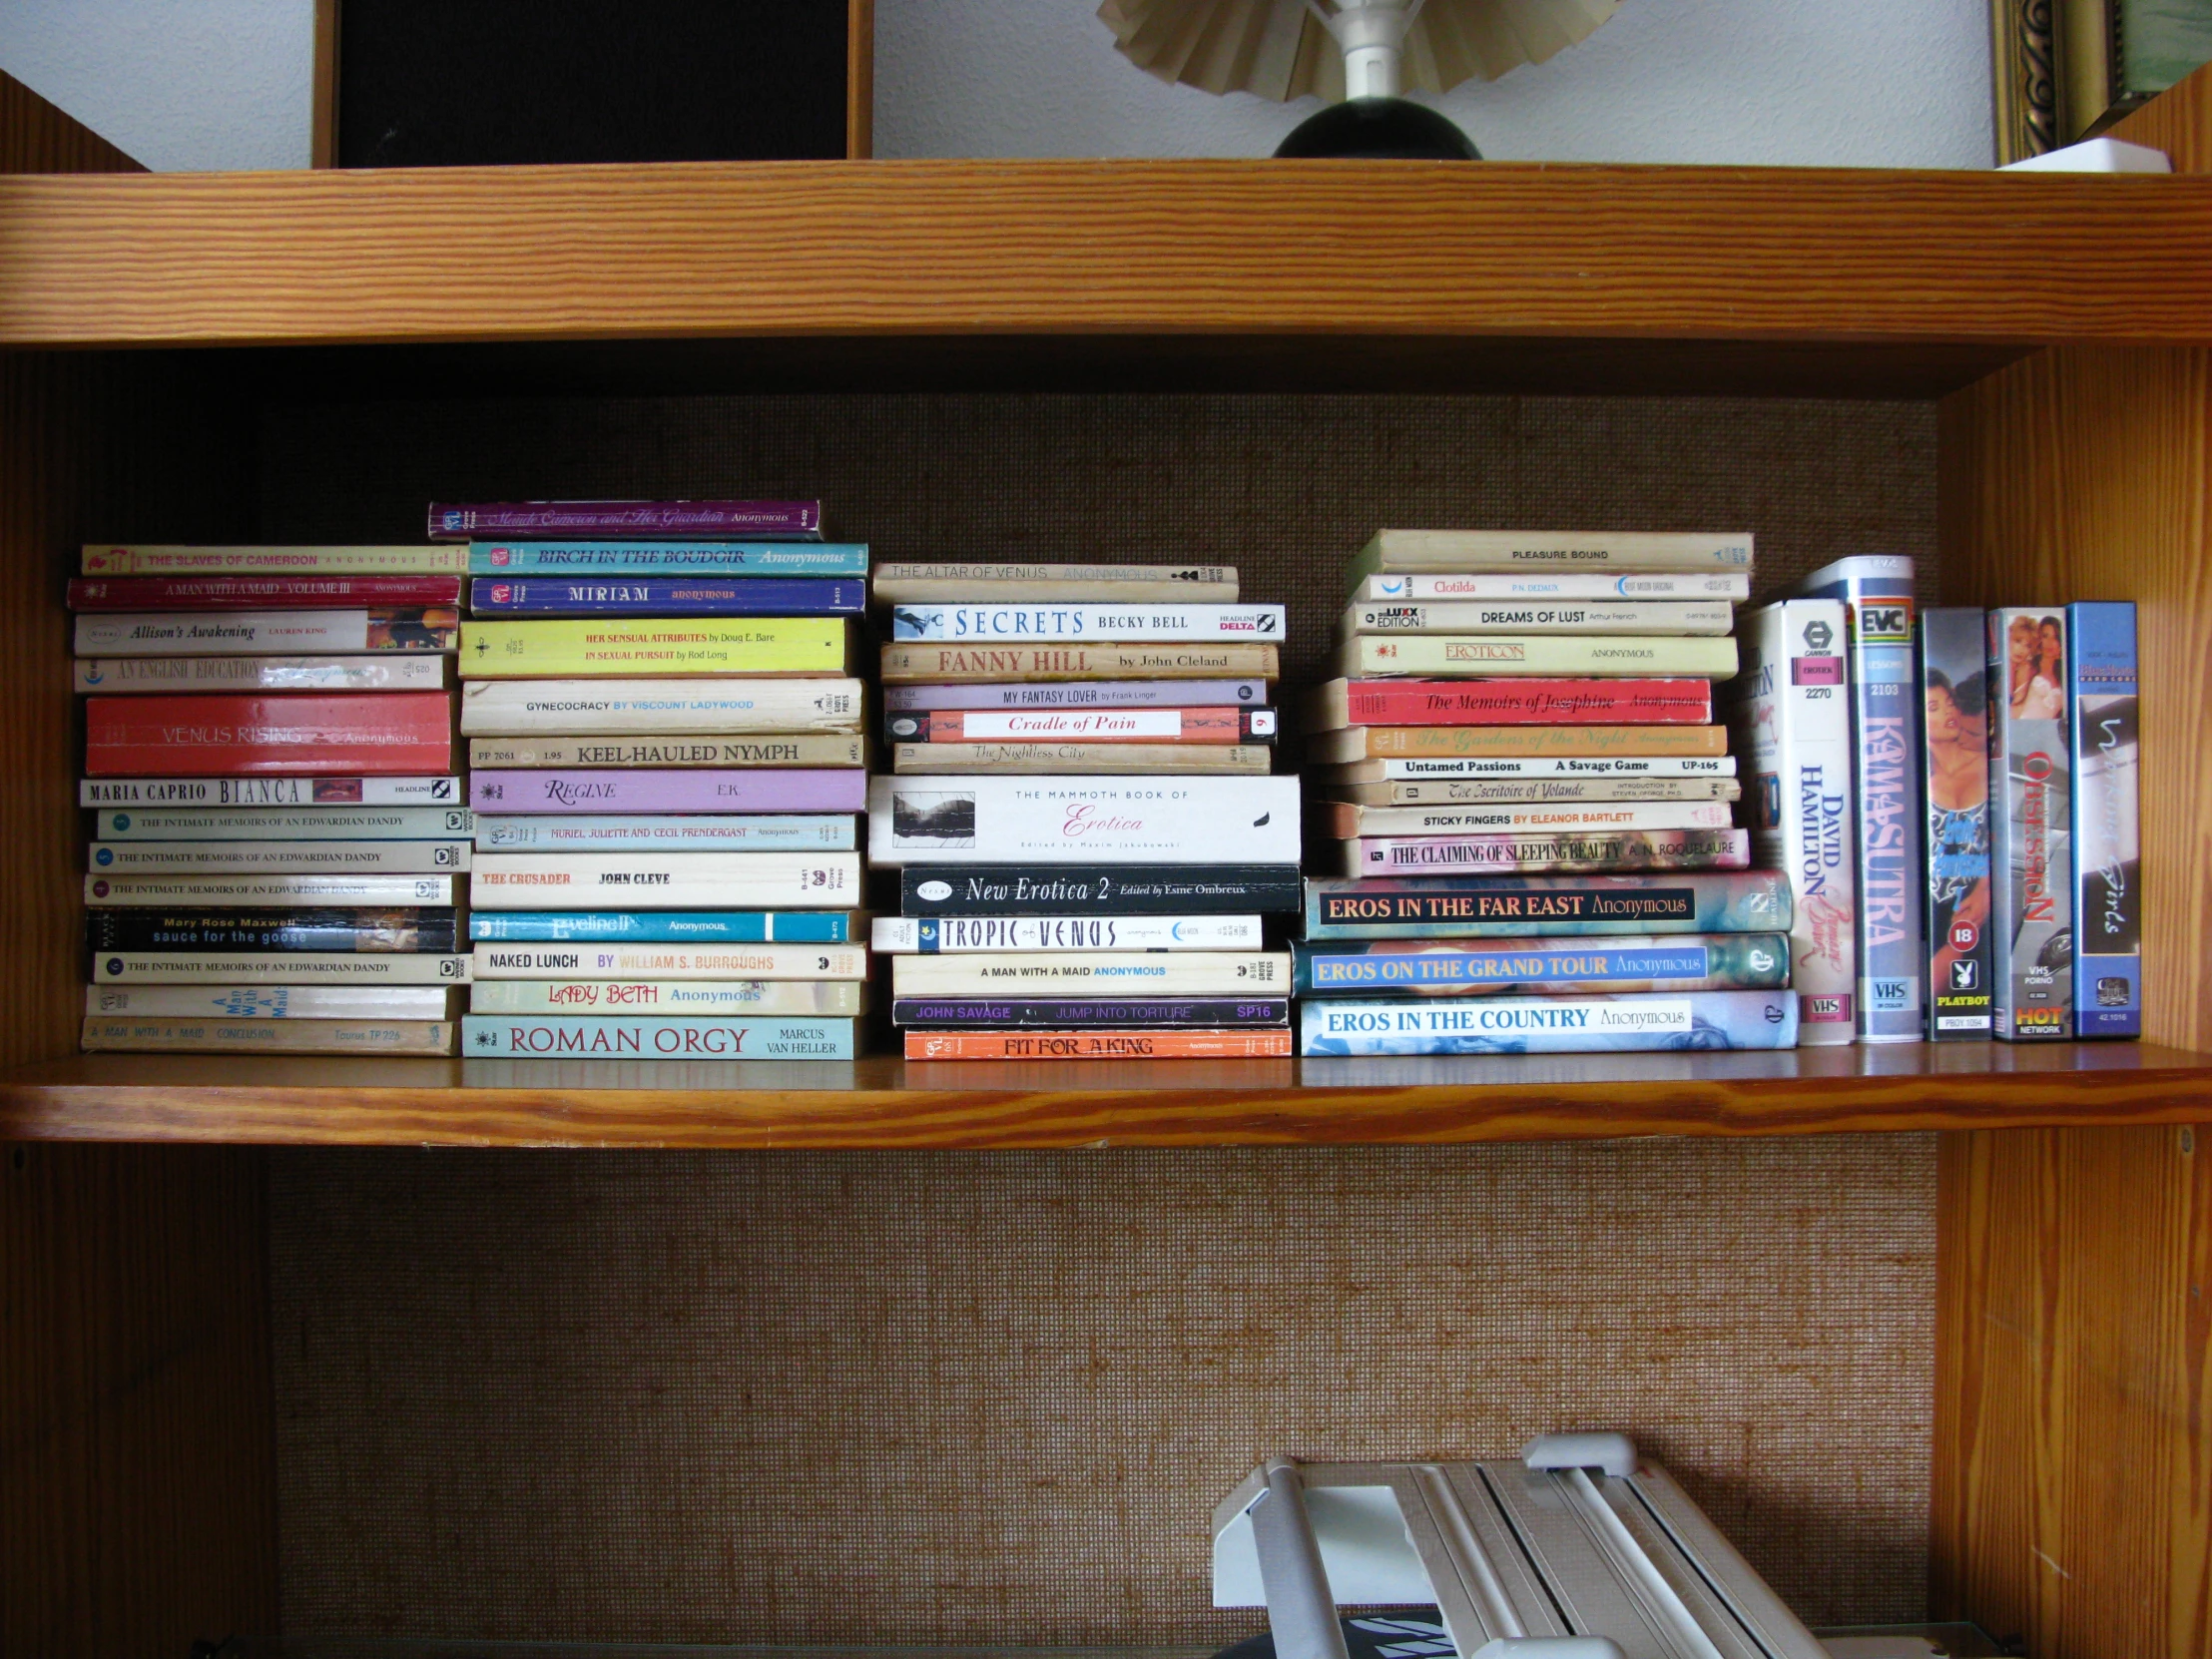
1212;1435;1830;1659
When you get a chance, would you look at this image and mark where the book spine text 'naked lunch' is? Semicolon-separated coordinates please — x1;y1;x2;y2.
1796;557;1925;1042
1987;606;2073;1039
430;500;824;541
2068;601;2140;1037
1723;600;1857;1046
1916;608;1994;1038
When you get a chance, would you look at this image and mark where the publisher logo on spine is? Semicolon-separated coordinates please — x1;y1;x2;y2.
1858;601;1915;644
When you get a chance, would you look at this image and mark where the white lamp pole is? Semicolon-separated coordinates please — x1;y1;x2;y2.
1314;0;1425;100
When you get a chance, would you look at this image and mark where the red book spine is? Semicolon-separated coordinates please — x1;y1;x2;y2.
68;576;466;611
904;1028;1294;1060
85;693;455;776
1342;679;1713;726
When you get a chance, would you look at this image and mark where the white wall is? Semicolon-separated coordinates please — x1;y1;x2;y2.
0;0;1992;173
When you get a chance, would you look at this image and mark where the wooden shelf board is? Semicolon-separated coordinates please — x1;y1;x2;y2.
2;160;2210;356
2;1041;2206;1149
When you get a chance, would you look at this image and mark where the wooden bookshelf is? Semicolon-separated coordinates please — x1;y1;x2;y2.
3;58;2210;1659
0;1042;2206;1149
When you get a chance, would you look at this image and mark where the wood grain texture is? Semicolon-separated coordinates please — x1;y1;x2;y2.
0;1142;278;1656
1933;1125;2212;1658
0;161;2209;350
0;67;141;175
1937;345;2212;1050
0;1043;2206;1148
846;0;872;161
2111;55;2212;174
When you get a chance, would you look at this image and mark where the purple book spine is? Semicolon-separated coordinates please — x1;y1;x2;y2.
428;500;823;542
468;770;866;814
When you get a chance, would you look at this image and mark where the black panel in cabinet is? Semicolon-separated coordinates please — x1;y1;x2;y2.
336;0;851;168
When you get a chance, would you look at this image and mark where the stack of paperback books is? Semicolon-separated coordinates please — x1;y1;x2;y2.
868;562;1302;1060
449;499;869;1061
74;543;469;1055
1298;530;1800;1057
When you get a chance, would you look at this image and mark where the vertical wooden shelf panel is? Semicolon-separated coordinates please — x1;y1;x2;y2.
1932;66;2212;1659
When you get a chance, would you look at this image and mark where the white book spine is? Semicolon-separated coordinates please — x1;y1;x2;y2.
1335;803;1736;835
887;603;1286;642
1343;601;1734;636
85;873;457;906
1353;572;1753;602
1726;600;1858;1044
89;840;470;873
89;806;474;840
73;611;447;655
468;979;864;1015
468;851;861;909
890;950;1291;996
475;815;855;851
87;983;458;1019
470;942;867;979
75;655;450;693
1364;530;1754;571
1347;756;1738;780
872;566;1239;603
867;775;1302;865
1336;635;1739;679
870;914;1265;952
81;1017;457;1053
459;678;864;734
89;952;473;983
81;776;464;807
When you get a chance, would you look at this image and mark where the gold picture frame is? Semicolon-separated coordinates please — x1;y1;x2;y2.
1992;0;2212;161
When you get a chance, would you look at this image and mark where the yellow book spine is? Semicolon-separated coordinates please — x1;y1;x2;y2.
460;618;851;678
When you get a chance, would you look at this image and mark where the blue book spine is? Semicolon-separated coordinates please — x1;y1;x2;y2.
1299;990;1799;1056
468;542;869;576
462;1014;853;1059
2068;601;2140;1037
1917;608;1995;1038
467;910;858;944
1293;933;1791;995
474;815;856;851
467;577;865;615
1797;559;1925;1041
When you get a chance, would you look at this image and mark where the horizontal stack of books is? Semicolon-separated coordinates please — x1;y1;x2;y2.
448;499;869;1061
868;562;1302;1059
1298;530;1800;1057
75;543;468;1054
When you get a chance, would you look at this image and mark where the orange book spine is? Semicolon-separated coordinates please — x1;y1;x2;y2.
904;1028;1294;1060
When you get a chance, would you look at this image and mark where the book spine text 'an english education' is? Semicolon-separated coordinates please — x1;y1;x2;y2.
1300;990;1796;1056
1987;606;2074;1039
1917;608;1995;1038
1722;600;1857;1045
1797;556;1925;1042
467;910;860;944
2069;601;2138;1037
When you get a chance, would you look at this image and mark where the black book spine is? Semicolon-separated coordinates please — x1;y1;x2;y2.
84;907;457;953
892;997;1292;1029
899;863;1303;915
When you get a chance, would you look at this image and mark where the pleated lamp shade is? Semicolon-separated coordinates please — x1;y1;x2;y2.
1099;0;1619;104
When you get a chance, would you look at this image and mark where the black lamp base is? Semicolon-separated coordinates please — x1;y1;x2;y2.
1274;97;1480;160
